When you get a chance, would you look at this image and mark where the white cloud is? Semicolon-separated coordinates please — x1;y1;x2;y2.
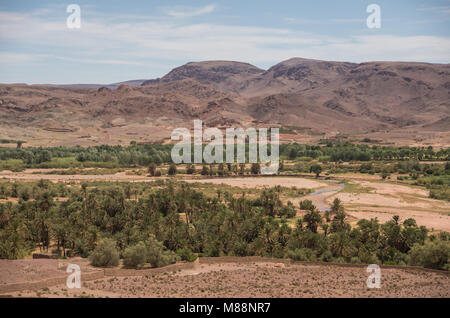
164;4;216;18
0;52;42;63
285;17;365;24
330;18;366;23
417;6;450;15
0;8;449;82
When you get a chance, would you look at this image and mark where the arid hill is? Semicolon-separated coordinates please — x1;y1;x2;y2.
0;58;449;146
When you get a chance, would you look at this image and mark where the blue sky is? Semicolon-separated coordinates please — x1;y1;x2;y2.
0;0;449;84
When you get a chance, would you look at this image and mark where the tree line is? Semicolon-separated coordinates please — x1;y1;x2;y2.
0;143;448;171
0;181;448;270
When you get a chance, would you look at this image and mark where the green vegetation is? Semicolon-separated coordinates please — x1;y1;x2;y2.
89;239;120;268
409;236;450;270
176;248;198;262
415;174;450;201
0;143;447;201
0;142;448;269
0;143;447;171
0;180;448;271
341;182;374;194
122;242;147;269
145;234;179;268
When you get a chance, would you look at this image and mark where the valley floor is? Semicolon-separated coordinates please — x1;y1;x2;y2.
1;170;447;231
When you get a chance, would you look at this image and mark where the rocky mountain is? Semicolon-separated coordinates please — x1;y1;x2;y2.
142;61;264;93
0;58;449;146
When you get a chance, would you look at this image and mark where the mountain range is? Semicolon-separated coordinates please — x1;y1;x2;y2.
1;57;449;147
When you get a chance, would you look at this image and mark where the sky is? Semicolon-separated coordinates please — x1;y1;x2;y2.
0;0;449;84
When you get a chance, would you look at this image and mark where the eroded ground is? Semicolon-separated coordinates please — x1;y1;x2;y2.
2;258;448;298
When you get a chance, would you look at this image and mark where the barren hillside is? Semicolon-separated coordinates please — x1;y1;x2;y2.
1;58;449;146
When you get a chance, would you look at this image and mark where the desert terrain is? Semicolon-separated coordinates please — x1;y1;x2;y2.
1;58;449;147
1;257;448;298
0;58;449;299
329;180;450;232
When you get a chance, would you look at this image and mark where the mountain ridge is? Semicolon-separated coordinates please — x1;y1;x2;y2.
0;57;449;147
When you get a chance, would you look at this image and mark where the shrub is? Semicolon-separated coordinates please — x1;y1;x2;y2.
310;164;322;177
73;238;90;258
299;200;315;211
286;248;316;262
334;257;346;263
409;240;450;270
168;164;177;176
319;250;333;262
186;164;195;175
251;163;261;175
89;238;120;268
148;163;156;176
359;163;373;173
176;248;198;262
277;201;296;218
231;240;249;256
145;235;179;268
19;188;30;201
358;249;379;264
123;242;147;269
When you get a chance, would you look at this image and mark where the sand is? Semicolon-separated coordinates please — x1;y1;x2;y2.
328;180;450;231
183;177;328;189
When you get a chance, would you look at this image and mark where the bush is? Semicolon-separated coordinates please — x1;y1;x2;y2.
176;248;198;262
123;242;147;269
251;163;261;175
89;238;120;267
148;163;156;176
277;201;296;218
168;164;177;176
409;240;450;270
231;240;249;256
186;164;195;175
146;235;179;268
286;248;316;262
19;188;30;201
299;200;315;211
319;250;333;262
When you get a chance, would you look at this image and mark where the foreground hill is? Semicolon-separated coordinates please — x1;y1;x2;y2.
0;58;449;146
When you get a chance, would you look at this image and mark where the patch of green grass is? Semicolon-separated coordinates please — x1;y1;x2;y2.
0;139;25;144
341;182;374;194
0;159;25;172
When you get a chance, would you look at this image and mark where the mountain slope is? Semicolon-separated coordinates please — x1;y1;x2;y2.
0;58;448;146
